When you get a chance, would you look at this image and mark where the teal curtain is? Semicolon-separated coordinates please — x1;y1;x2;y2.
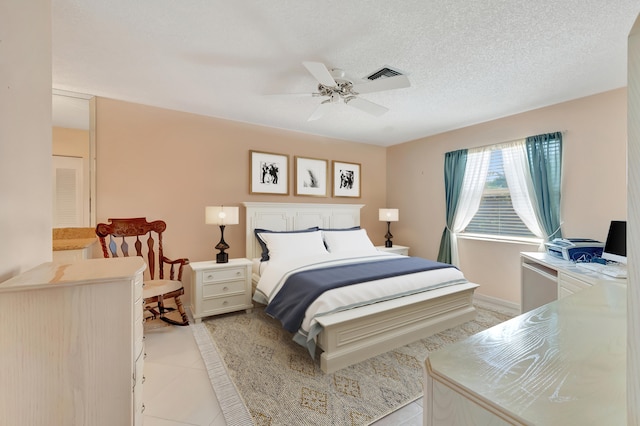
525;132;563;240
437;149;468;263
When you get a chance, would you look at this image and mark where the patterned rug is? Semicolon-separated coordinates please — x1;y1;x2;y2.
192;303;513;426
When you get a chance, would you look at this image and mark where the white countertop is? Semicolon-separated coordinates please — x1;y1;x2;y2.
521;251;627;283
0;257;147;292
426;282;627;425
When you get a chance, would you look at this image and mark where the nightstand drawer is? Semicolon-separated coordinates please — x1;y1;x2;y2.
201;294;247;312
203;280;246;297
202;267;246;283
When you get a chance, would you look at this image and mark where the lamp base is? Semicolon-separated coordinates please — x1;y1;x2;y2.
216;251;229;263
384;221;393;248
215;224;230;263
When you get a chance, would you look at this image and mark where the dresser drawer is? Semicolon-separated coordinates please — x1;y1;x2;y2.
133;351;144;424
134;274;143;301
201;294;248;312
134;297;144;357
202;267;246;283
203;280;246;298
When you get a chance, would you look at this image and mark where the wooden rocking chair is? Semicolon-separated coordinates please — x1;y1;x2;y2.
95;217;190;326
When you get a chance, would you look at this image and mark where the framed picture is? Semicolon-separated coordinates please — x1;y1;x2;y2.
295;156;328;197
249;150;289;195
332;160;361;198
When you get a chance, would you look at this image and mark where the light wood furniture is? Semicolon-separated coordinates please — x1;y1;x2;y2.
189;258;253;323
96;217;190;326
424;282;626;425
244;202;478;373
520;251;626;313
376;244;409;255
0;257;146;426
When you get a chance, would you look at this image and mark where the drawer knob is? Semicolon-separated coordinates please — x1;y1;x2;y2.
206;274;214;279
223;286;229;292
222;300;229;306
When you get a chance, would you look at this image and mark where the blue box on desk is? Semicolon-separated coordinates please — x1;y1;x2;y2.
544;238;604;262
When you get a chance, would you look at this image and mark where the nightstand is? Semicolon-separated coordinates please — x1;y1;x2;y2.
376;245;409;256
189;258;253;323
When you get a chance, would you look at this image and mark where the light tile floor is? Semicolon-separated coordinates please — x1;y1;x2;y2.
142;314;423;425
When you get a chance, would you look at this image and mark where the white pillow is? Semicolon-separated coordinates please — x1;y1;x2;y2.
256;230;328;261
322;229;377;254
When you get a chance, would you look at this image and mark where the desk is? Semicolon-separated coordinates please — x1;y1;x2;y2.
424;282;627;425
520;251;625;313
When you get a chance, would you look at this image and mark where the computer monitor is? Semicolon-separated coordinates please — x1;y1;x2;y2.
602;220;627;264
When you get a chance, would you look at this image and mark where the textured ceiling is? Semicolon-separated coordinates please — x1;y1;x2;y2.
52;0;640;146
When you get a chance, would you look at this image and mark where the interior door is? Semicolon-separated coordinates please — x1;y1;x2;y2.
52;155;86;227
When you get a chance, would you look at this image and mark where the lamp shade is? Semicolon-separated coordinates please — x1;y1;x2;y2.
205;206;239;225
379;208;399;222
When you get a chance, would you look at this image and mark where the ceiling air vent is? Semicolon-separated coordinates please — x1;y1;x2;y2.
365;66;406;80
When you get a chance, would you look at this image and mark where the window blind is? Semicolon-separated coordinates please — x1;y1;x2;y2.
464;149;534;238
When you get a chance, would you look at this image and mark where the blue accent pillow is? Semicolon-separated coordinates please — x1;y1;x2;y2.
254;227;319;261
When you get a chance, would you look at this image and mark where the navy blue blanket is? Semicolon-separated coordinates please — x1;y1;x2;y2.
265;257;455;333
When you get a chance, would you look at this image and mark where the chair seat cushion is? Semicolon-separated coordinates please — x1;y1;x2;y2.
143;279;183;299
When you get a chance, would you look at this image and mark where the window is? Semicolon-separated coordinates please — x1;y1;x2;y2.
463;149;535;238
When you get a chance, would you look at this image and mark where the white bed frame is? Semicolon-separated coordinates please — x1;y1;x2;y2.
244;202;479;373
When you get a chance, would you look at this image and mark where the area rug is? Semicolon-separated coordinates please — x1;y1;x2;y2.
192;303;512;426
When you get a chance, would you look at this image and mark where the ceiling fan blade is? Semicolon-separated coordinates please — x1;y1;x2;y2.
265;92;314;98
307;101;333;121
345;97;389;116
303;61;337;87
352;74;411;94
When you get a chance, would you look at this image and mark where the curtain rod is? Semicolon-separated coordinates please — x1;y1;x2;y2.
444;130;566;154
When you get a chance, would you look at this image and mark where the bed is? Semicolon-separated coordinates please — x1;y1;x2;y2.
244;202;479;373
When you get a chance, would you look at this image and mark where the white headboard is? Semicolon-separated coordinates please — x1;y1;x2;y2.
243;202;364;259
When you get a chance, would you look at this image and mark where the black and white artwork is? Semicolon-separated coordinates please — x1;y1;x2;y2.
295;156;328;197
250;151;289;195
332;161;361;198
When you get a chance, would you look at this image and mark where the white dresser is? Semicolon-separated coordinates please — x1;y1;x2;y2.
0;257;146;426
189;258;253;323
424;282;627;425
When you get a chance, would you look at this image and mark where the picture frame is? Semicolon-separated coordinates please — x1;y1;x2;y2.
249;150;289;195
332;160;361;198
295;156;328;197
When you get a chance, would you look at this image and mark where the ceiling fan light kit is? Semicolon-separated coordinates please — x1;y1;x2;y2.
301;61;410;121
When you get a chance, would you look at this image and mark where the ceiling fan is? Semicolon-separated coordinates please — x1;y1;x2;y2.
299;61;411;121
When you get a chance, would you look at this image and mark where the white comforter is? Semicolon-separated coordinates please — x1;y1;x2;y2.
253;251;469;355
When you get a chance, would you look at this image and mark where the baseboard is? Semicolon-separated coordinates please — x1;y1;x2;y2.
473;293;520;317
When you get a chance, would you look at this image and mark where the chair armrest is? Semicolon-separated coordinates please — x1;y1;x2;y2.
162;256;190;281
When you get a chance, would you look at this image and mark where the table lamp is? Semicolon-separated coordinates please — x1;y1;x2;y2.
205;206;239;263
379;208;399;247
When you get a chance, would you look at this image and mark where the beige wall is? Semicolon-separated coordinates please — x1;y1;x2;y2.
387;89;627;306
52;127;90;158
0;0;52;282
95;97;388;265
